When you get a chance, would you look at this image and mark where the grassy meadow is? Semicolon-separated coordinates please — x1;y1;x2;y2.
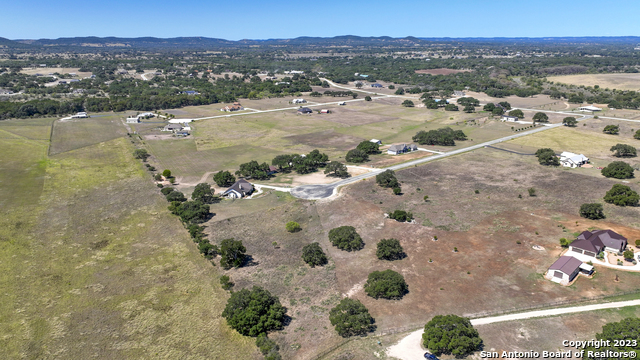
0;120;257;359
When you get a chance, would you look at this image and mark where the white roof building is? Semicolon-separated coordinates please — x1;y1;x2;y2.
579;105;602;112
559;152;589;168
370;139;381;145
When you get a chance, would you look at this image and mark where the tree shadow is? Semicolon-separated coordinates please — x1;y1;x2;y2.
243;255;259;267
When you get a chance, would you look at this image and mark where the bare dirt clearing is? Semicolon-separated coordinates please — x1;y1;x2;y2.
414;68;473;75
548;73;640;91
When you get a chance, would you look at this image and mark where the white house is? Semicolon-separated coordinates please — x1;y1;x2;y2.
370;139;382;145
223;179;254;199
126;117;140;123
71;112;88;118
292;98;307;104
500;115;519;122
579;105;602;112
559;152;589;168
545;256;592;286
163;124;183;132
182;123;192;131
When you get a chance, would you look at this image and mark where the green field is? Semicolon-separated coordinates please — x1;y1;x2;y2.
49;114;128;155
0;123;257;359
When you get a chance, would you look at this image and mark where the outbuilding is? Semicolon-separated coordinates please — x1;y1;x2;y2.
500;115;519;122
545;256;591;285
297;107;313;115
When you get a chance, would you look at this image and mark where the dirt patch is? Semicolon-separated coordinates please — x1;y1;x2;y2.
321;108;398;126
415;68;473;75
284;130;364;151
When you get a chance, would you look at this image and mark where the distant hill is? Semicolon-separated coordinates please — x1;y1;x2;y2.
4;35;640;51
0;37;33;49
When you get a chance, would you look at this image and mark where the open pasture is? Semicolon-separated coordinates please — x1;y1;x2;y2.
0;135;257;359
548;73;640;91
49;114;128;155
205;147;640;358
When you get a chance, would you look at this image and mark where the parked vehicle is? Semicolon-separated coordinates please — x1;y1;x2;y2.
424;353;438;360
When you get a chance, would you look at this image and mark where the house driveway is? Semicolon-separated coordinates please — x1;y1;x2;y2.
564;249;640;271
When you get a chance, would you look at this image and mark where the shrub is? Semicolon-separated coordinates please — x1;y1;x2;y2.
345;148;369;163
610;144;637;157
285;221;301;233
635;129;640;140
154;173;162;181
376;169;399;188
328;226;364;251
579;203;605;219
508;109;524;118
393;187;402;195
376;238;405;260
604;184;639;206
165;191;186;202
603;125;620;134
402;100;415;107
329;298;375;337
219;238;247;269
191;183;216;203
256;334;281;360
423;195;429;201
412;127;467;146
214;170;236;187
535;148;560;166
364;269;408;299
636;239;640;247
365;96;372;101
301;242;328;267
356;140;380;154
422;315;483;357
532;112;549;123
162;169;172;178
222;286;286;337
388;210;413;222
560;238;570;247
133;148;150;160
601;161;635;179
161;187;175;196
623;250;635;260
528;188;536;196
220;275;234;290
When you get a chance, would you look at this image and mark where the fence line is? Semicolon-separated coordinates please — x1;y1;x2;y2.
310;288;640;360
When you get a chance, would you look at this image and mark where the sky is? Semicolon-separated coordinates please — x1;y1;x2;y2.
2;0;640;40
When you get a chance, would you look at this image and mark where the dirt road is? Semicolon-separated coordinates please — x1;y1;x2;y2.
386;299;640;360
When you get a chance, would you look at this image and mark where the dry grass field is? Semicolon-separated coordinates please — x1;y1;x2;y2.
547;73;640;91
20;67;92;77
141;99;520;184
466;91;571;111
0;125;257;359
203;147;640;359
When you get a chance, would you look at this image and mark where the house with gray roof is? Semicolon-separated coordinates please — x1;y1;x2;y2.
387;144;417;155
222;179;254;199
571;230;627;256
545;256;592;285
387;144;407;155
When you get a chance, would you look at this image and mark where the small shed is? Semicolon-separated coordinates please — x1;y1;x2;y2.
297;107;313;115
370;139;382;145
320;109;330;114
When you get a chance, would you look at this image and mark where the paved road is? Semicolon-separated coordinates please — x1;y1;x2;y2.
288;123;564;199
387;299;640;360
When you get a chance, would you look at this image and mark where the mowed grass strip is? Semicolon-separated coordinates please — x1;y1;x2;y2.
49;115;128;155
0;135;257;359
0;138;48;206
